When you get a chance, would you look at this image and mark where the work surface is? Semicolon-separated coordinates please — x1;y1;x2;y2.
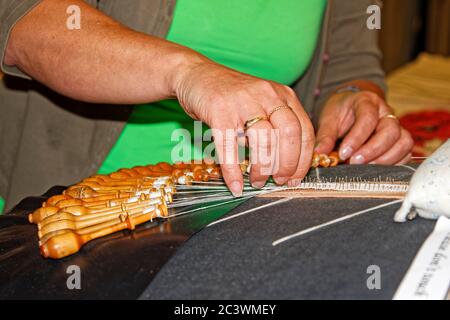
0;165;437;299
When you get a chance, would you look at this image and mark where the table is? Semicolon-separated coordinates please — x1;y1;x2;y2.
0;165;436;299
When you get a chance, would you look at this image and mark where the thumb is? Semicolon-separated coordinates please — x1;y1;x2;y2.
314;115;340;154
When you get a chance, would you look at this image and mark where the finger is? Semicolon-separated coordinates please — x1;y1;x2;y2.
239;104;276;188
370;128;414;165
211;125;243;197
349;116;401;164
314;109;341;155
295;119;315;184
265;104;301;185
283;93;315;186
339;100;379;161
396;152;412;165
246;119;276;188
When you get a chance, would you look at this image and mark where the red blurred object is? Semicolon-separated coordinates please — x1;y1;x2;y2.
399;110;450;157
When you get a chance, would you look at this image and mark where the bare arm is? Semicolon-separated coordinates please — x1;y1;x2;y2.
3;0;204;104
3;0;316;195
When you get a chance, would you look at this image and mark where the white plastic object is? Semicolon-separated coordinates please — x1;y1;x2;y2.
395;140;450;222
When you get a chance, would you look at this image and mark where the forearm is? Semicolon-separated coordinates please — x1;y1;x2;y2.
3;0;205;104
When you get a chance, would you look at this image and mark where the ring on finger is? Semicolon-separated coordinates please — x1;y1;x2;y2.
381;114;398;121
268;105;292;120
244;116;268;131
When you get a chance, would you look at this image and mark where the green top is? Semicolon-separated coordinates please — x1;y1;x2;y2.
96;0;326;175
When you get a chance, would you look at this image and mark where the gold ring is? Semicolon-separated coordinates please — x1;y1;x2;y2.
382;114;398;121
268;105;292;119
244;116;267;130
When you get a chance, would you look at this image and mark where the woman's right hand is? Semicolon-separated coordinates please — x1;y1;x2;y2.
4;0;313;196
175;58;315;196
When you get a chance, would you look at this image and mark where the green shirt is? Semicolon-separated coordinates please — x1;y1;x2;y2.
98;0;327;175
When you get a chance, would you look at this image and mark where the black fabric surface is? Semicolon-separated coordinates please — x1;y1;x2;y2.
0;164;436;299
0;187;242;299
140;165;436;300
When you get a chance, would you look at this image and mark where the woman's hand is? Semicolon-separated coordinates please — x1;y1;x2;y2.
6;0;314;196
4;0;314;196
314;90;414;165
176;60;315;196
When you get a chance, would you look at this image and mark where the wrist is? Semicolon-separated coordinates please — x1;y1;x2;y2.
334;85;362;95
169;49;210;98
333;80;385;99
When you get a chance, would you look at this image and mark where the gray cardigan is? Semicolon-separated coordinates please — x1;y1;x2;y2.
0;0;385;210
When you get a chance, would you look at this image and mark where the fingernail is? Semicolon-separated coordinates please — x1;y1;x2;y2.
288;179;302;187
350;154;365;164
274;177;288;185
339;146;353;160
229;181;243;197
251;180;265;189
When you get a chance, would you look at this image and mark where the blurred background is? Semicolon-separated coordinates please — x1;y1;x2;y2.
380;0;450;157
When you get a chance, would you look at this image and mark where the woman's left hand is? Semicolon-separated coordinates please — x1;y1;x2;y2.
314;91;414;165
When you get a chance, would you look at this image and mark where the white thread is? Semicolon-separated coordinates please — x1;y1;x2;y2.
399;164;417;172
315;167;321;182
272;199;403;246
207;197;293;228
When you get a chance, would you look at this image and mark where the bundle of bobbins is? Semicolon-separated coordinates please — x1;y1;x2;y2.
311;151;340;168
30;152;341;259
